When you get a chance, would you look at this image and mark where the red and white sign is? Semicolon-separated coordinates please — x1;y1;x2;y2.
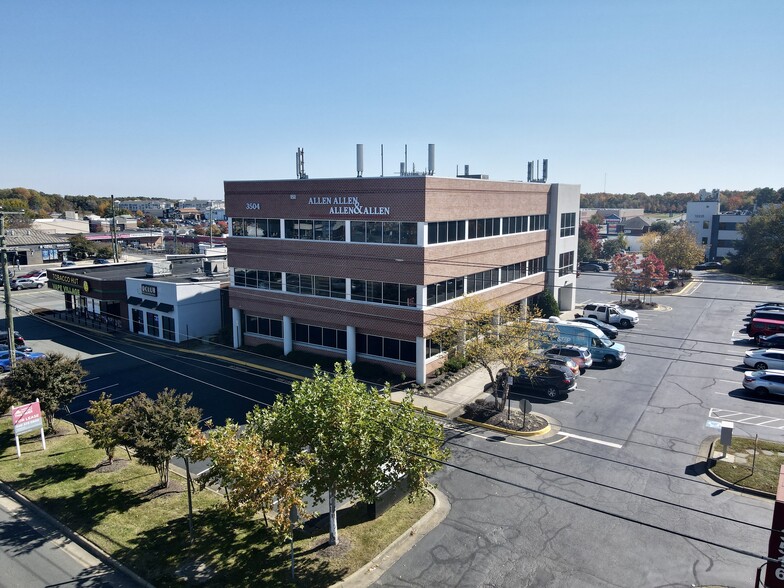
12;401;43;435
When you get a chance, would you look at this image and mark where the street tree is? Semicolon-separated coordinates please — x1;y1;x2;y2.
729;205;784;279
601;235;628;259
94;245;114;259
251;362;449;546
85;392;125;464
611;253;637;302
578;221;601;260
638;231;660;256
188;419;309;539
649;220;672;234
429;296;548;411
119;389;201;488
67;234;94;260
636;254;667;303
3;353;86;432
651;226;705;280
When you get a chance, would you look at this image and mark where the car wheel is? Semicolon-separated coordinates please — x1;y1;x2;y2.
0;365;5;373
604;355;618;368
620;319;631;328
756;387;769;396
754;362;768;370
544;386;559;399
579;367;586;375
36;283;43;288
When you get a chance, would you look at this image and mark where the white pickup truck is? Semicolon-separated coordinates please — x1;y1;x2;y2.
579;303;639;328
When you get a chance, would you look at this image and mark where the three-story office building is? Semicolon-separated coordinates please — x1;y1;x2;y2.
225;175;579;383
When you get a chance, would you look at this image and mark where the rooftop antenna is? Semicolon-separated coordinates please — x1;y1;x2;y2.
404;144;408;176
381;144;384;177
296;147;308;179
428;144;435;175
527;158;549;183
356;144;364;178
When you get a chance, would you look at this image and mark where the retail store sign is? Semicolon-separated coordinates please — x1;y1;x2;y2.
141;284;158;297
306;196;390;216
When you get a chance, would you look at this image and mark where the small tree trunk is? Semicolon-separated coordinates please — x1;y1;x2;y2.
328;487;339;546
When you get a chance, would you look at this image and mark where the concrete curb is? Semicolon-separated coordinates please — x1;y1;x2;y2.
389;398;450;419
454;415;551;437
0;479;153;587
332;487;450;588
700;436;776;500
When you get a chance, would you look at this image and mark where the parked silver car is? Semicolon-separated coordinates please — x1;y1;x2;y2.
743;369;784;397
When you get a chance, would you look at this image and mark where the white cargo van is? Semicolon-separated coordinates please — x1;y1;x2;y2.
532;317;627;367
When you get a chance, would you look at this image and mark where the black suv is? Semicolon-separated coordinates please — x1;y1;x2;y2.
502;364;577;400
578;262;603;272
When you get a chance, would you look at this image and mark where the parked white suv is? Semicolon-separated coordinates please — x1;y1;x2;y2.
580;303;639;328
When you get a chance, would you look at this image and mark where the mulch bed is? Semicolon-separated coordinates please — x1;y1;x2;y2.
462;397;548;433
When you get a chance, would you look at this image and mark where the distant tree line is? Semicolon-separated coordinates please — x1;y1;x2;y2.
581;187;784;214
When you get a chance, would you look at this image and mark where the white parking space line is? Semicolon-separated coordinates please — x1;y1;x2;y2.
558;432;623;448
710;407;784;430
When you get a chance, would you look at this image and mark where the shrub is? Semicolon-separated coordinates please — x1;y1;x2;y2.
443;354;470;373
529;291;560;318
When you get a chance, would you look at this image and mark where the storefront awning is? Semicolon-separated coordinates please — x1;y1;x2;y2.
140;299;158;309
156;303;174;313
127;296;142;305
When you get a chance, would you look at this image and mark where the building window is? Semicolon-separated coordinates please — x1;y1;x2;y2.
146;312;159;337
529;215;548;231
235;269;283;291
350;221;417;244
702;221;709;230
356;333;416;363
528;256;546;275
427;220;465;244
702;237;708;245
560;213;576;237
500;262;524;282
503;216;528;234
245;315;283;338
351;280;416;307
468;218;501;239
162;316;175;341
293;322;347;350
466;269;499;294
231;218;281;238
559;251;575;277
426;277;465;306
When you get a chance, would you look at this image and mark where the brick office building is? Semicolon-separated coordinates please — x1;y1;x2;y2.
225;175;579;384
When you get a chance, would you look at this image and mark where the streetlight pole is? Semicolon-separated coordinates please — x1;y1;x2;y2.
111;194;119;263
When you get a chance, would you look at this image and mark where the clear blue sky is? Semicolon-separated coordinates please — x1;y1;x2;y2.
2;1;782;200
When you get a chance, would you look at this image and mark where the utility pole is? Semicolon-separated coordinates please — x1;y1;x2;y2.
111;194;119;262
0;210;23;369
209;200;214;249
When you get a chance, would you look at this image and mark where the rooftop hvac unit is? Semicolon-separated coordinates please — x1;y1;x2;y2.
145;260;172;277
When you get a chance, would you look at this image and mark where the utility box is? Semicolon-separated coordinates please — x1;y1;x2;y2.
720;421;734;447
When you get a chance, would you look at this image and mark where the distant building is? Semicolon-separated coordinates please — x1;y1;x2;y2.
5;228;70;266
685;200;751;260
120;199;174;218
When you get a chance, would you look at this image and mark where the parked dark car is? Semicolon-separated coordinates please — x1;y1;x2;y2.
60;260;76;267
587;260;610;270
694;261;722;270
630;282;658;294
0;331;26;347
572;316;618;339
502;364;577;400
93;258;111;264
758;334;784;348
578;262;603;272
749;306;784;318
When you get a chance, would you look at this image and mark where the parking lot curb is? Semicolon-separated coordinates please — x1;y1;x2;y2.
333;487;450;588
701;437;775;500
389;398;450;419
0;479;153;587
454;415;551;437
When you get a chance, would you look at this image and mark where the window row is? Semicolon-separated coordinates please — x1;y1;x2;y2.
285;219;346;241
559;251;575;277
231;217;416;244
287;274;346;299
351;221;418;244
244;314;445;364
235;269;284;290
350;280;417;307
427;214;549;245
232;218;282;238
295;323;348;350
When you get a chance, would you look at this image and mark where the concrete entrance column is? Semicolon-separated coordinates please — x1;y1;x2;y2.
283;316;293;355
231;308;241;348
346;325;356;363
416;336;426;385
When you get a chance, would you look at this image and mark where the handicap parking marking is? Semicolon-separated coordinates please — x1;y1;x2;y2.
709;407;784;430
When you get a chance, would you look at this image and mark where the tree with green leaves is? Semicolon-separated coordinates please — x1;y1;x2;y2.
3;353;86;432
649;220;672;234
601;235;628;259
188;419;309;539
250;362;449;546
119;389;201;488
529;290;560;319
85;392;125;464
578;221;601;260
68;234;94;260
430;297;549;411
94;244;115;259
650;226;705;279
728;205;784;279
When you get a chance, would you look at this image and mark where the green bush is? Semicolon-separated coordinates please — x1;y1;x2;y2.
443;354;469;373
529;291;560;318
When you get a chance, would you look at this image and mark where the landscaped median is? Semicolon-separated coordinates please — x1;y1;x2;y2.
0;420;434;586
708;436;784;497
456;396;551;437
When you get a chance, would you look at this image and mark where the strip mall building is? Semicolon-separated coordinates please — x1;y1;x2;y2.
225;175;579;384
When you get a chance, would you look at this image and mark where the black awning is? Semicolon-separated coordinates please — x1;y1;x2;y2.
156;303;174;313
127;296;142;305
140;299;158;309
